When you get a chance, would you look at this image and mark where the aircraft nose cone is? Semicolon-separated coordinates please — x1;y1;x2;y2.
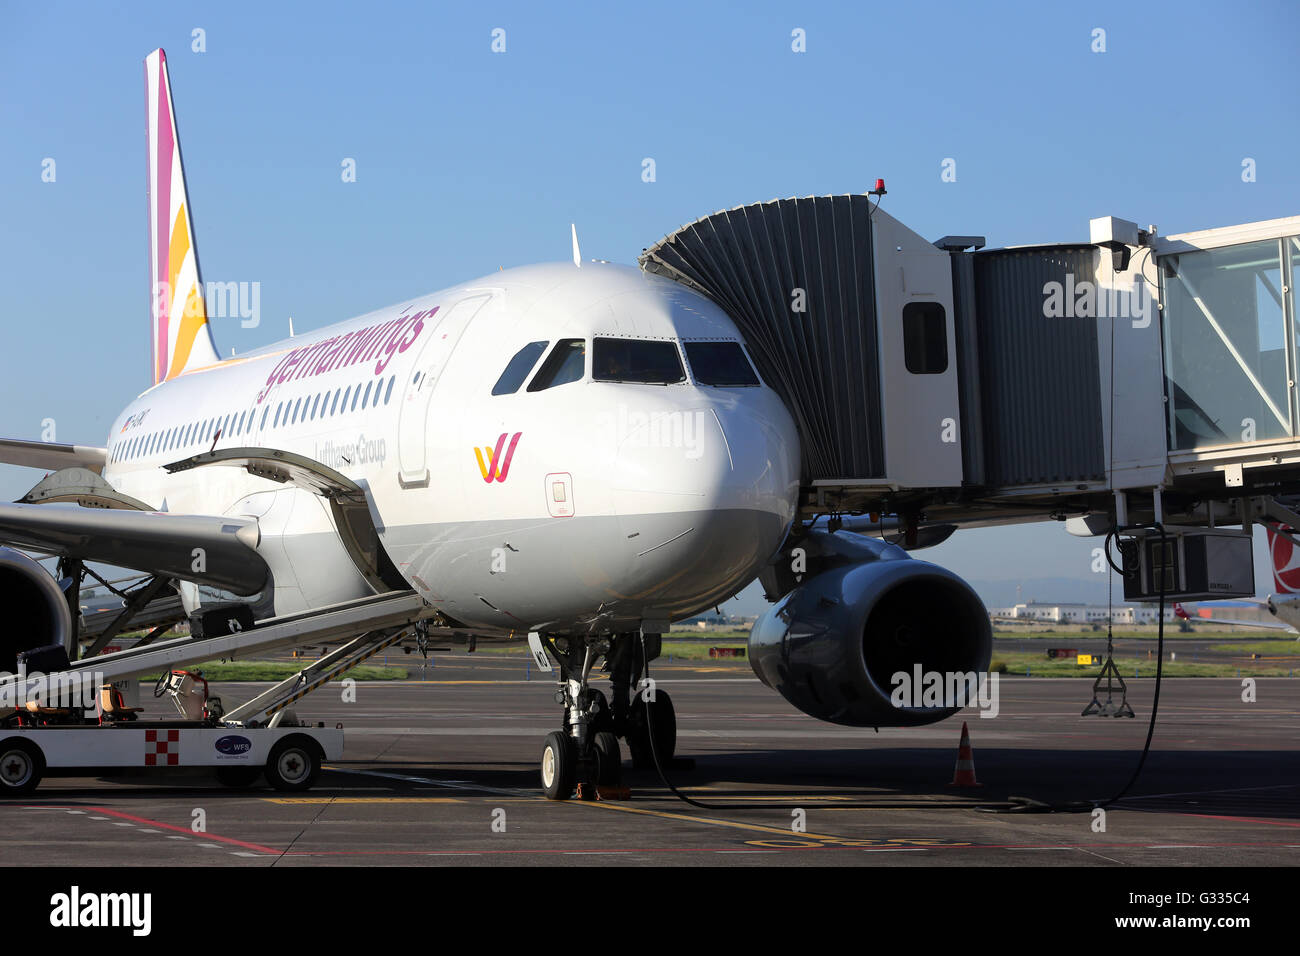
609;393;799;613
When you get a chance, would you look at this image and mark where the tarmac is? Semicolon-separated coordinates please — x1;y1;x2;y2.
3;653;1298;866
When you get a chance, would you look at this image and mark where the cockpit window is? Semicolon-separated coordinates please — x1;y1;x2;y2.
527;339;586;391
684;341;760;386
493;341;549;395
592;337;685;385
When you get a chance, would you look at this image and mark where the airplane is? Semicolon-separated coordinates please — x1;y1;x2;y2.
0;48;994;798
1172;524;1300;636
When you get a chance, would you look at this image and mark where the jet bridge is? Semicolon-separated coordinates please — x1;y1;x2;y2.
641;196;1300;544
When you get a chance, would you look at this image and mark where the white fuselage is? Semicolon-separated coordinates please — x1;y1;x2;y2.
102;262;800;635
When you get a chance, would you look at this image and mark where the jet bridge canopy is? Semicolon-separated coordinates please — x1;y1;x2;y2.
642;196;1300;528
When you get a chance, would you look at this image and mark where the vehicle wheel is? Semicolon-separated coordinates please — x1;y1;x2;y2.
0;738;44;796
628;690;676;770
215;766;262;789
593;730;622;786
540;730;576;800
265;737;322;792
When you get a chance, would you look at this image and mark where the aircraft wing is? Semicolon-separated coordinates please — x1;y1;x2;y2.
0;501;269;595
0;437;106;474
1187;616;1296;633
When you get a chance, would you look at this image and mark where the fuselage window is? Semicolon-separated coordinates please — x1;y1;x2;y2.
273;403;282;428
683;341;761;386
362;381;373;409
492;341;549;395
236;411;246;435
291;398;302;424
385;375;395;404
330;388;341;416
527;339;587;392
592;337;685;385
310;394;320;420
343;385;353;413
350;385;361;412
261;407;270;430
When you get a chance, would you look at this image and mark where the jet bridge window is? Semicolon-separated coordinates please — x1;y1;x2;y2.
684;341;760;386
527;339;587;391
1163;238;1293;449
902;302;948;374
493;341;549;395
592;337;685;385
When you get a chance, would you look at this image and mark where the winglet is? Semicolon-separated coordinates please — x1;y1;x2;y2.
571;223;581;267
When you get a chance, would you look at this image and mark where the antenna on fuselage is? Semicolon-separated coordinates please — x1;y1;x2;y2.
571;223;581;267
288;316;295;337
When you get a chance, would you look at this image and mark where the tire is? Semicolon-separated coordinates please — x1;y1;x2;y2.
0;738;44;797
215;766;262;789
265;737;322;792
540;730;576;800
628;690;676;770
593;730;622;786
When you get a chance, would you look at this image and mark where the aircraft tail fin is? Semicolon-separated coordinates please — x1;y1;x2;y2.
144;48;220;385
1265;523;1300;594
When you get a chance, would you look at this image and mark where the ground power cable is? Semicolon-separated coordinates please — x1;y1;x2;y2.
636;525;1168;815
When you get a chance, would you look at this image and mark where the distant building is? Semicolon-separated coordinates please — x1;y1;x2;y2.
989;601;1175;624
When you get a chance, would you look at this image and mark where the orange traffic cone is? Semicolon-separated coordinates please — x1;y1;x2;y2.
948;721;982;787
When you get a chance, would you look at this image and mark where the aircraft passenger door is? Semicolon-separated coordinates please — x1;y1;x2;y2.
397;294;491;487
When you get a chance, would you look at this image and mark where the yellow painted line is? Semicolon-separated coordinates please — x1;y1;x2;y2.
571;799;845;842
258;796;462;806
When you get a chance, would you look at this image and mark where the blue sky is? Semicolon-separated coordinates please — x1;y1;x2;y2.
2;1;1297;608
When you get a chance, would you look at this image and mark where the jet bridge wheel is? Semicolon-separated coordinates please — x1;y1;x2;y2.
265;736;323;792
540;730;577;800
0;738;44;796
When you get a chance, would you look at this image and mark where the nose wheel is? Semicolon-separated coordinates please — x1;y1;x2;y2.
540;731;577;800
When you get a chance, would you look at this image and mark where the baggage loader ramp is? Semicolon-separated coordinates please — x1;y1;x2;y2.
0;590;432;710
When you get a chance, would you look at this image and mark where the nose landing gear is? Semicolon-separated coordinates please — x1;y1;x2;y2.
535;630;677;799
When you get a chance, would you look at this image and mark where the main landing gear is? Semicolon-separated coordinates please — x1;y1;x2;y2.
536;631;677;799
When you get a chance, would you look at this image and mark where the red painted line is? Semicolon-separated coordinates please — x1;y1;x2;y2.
281;839;1300;857
1178;813;1300;829
53;806;281;855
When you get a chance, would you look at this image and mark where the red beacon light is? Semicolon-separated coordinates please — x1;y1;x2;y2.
869;178;887;196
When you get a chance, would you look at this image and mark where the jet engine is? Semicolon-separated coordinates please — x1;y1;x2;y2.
749;529;992;726
0;547;73;674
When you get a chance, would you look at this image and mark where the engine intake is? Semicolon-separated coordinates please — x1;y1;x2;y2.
749;530;991;726
0;547;73;674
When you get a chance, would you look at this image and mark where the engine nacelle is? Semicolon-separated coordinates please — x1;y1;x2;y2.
0;547;73;674
749;530;991;726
